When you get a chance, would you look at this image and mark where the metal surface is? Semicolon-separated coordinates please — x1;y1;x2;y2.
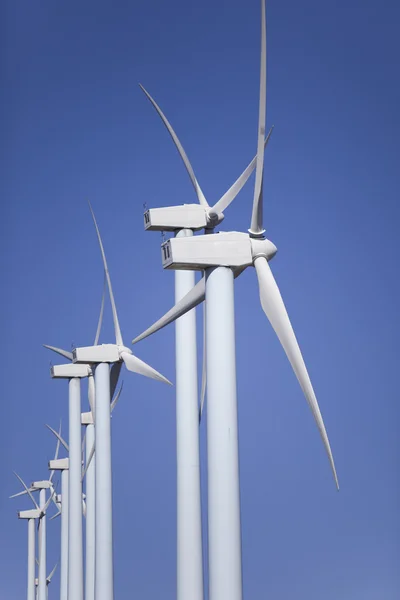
60;470;69;600
68;377;84;600
27;518;35;600
95;363;114;600
175;230;203;600
85;423;96;600
205;267;242;600
37;489;46;600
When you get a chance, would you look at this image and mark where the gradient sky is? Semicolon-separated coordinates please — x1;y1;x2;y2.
1;0;399;598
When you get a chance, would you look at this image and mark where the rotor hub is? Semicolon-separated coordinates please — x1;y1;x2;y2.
250;237;277;261
206;210;224;228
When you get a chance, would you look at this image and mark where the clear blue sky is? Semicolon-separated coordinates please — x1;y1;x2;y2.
1;0;399;598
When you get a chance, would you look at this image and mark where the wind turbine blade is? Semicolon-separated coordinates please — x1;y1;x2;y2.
49;421;62;483
211;128;273;215
111;382;123;413
110;362;122;400
94;272;106;345
199;301;206;422
12;472;39;509
46;425;69;452
43;345;73;361
254;257;339;488
51;493;61;511
47;563;58;582
42;490;55;515
132;277;205;344
88;374;96;422
42;483;58;516
82;498;87;518
121;352;172;385
9;489;30;499
249;0;267;236
139;83;208;207
88;201;124;347
82;443;95;482
50;510;61;521
82;428;87;457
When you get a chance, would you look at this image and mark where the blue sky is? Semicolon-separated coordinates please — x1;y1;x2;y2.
1;0;399;598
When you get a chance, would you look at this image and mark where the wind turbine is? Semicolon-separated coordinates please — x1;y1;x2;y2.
15;482;53;600
44;277;107;600
71;203;171;600
45;344;96;600
48;362;93;600
48;425;95;600
139;82;273;600
46;374;122;600
11;472;57;600
134;1;339;599
16;504;38;600
34;562;58;600
46;426;69;600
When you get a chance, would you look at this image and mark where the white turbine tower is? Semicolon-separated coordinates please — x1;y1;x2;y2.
72;203;171;600
80;385;123;600
82;409;95;600
11;472;57;600
138;82;272;600
134;1;339;598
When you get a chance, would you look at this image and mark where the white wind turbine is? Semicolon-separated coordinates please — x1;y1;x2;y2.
47;362;93;600
139;82;273;600
16;504;38;600
134;1;339;599
14;483;54;600
47;420;99;600
34;562;57;600
71;203;171;600
44;278;106;600
45;374;122;600
46;426;69;600
11;462;58;600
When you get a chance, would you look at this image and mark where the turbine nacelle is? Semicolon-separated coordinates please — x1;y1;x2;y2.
31;481;52;490
81;411;94;425
73;343;129;364
144;204;224;232
160;231;277;271
48;458;69;471
18;508;41;519
51;363;92;379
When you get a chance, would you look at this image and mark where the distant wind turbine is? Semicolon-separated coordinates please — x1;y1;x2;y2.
34;562;58;600
15;492;53;600
46;425;69;600
44;276;106;600
71;203;171;600
11;467;57;600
